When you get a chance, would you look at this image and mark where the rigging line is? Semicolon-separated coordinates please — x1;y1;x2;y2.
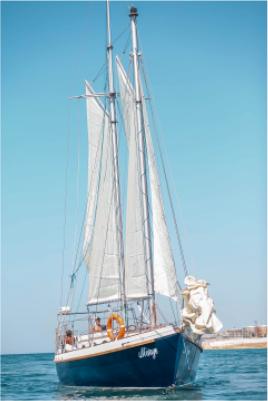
168;296;178;326
124;53;153;298
116;58;135;219
73;88;121;309
175;298;181;325
65;80;109;306
118;57;153;299
140;58;189;278
156;303;179;333
60;100;72;307
92;63;106;83
114;76;130;218
114;24;129;45
68;109;107;309
73;81;109;273
75;268;88;312
94;180;118;307
72;102;82;269
156;303;170;325
152;306;182;352
142;99;181;290
69;275;77;311
71;79;109;274
136;33;188;282
106;35;126;309
93;93;122;307
75;109;106;267
119;60;180;320
115;58;132;140
133;73;152;299
67;144;103;304
122;31;130;55
92;25;129;83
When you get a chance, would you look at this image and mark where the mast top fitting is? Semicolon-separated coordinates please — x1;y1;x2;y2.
129;6;138;17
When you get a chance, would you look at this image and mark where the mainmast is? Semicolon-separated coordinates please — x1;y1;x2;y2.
106;0;126;309
129;6;156;326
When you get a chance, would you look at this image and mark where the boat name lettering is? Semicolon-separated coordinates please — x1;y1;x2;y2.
138;347;158;360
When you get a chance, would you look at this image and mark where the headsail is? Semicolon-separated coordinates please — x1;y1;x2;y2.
116;57;179;300
84;81;121;304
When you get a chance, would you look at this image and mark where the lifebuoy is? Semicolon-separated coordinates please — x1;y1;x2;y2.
106;313;126;341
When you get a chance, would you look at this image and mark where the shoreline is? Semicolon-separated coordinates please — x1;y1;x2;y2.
202;337;267;350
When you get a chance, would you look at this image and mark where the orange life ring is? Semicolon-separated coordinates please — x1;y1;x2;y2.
106;313;126;341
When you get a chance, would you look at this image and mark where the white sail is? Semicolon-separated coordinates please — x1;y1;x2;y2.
142;89;179;300
116;57;179;300
116;58;148;299
84;81;121;304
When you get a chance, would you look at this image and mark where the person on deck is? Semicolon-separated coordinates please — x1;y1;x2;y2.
93;317;103;333
65;330;75;351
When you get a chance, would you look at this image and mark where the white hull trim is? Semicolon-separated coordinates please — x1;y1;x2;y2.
54;325;177;363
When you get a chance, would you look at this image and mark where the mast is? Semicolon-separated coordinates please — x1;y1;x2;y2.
129;6;156;326
106;0;126;310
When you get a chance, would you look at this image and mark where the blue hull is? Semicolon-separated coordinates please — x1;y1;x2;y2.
56;333;202;387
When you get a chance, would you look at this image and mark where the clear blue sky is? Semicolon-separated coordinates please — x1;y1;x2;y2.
2;1;266;354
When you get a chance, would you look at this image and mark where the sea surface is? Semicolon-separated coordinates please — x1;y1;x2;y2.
1;349;267;400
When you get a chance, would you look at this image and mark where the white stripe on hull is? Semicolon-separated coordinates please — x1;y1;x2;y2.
54;325;177;363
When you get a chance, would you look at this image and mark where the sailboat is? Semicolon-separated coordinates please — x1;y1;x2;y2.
54;2;222;388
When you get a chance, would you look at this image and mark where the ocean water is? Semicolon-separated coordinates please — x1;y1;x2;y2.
1;349;267;400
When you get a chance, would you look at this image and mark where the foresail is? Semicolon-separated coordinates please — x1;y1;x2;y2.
84;81;121;304
83;81;104;252
116;58;148;299
116;58;179;301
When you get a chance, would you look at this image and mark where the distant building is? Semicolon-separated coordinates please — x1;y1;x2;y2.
255;325;267;337
211;325;267;339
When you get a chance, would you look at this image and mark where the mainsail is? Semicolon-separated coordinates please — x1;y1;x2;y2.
116;57;179;300
84;81;121;304
116;59;148;299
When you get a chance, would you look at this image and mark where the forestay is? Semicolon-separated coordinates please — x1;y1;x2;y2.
84;81;121;304
116;57;179;300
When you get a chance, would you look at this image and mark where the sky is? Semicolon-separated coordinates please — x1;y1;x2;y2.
2;1;266;354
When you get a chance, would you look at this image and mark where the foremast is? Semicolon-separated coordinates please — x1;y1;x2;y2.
106;0;126;311
129;7;156;326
